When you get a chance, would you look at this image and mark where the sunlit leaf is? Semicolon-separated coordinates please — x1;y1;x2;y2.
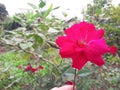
19;42;33;50
13;16;22;23
43;4;53;18
27;3;38;9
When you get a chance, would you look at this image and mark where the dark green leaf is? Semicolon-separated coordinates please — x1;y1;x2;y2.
52;7;60;10
39;0;46;8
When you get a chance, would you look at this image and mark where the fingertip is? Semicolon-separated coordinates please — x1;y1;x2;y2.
59;85;75;90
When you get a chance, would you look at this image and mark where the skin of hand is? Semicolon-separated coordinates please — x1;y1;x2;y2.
51;85;76;90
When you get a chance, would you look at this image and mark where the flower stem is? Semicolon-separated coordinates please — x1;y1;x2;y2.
73;69;77;90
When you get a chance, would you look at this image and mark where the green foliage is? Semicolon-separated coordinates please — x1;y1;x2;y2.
84;0;120;89
0;52;28;89
0;1;67;89
85;0;120;56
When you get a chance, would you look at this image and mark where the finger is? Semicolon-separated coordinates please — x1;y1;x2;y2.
58;85;75;90
51;87;59;90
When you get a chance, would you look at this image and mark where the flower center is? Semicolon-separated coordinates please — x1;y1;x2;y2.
77;40;86;47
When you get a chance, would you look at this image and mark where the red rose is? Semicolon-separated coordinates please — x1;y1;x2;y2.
56;21;117;70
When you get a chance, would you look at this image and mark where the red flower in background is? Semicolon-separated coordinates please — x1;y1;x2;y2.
25;64;32;71
31;68;38;73
56;21;117;70
24;64;44;73
31;66;44;73
18;65;22;69
65;81;74;85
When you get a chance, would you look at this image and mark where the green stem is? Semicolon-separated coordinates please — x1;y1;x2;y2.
73;69;77;90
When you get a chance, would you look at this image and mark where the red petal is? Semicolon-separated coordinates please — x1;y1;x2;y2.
95;29;105;39
88;56;105;66
87;39;109;56
65;23;81;39
109;45;117;55
65;22;96;40
56;36;67;47
56;36;74;46
31;68;38;73
59;43;75;58
72;54;88;70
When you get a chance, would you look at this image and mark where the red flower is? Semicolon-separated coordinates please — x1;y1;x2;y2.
56;21;117;70
25;64;32;71
31;66;44;73
18;65;22;69
24;64;44;73
31;68;38;73
109;45;117;55
65;81;74;85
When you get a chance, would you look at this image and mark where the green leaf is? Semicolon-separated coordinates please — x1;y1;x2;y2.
33;34;45;44
26;12;36;24
27;3;38;9
52;6;60;10
39;23;49;31
96;9;102;15
61;65;71;74
39;0;46;8
43;4;53;19
19;42;33;50
78;69;93;77
13;16;22;23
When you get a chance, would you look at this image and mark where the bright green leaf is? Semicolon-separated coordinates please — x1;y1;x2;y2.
43;4;53;19
13;16;22;23
96;9;102;15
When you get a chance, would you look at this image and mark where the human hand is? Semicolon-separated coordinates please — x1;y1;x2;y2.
51;85;76;90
